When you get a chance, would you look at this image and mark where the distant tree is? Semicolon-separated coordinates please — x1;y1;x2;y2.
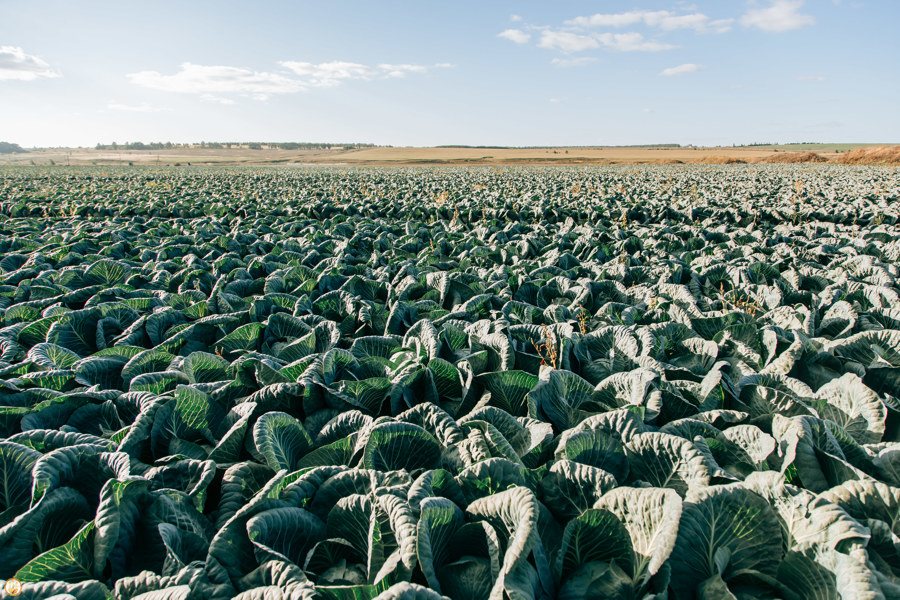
248;143;263;150
0;141;26;154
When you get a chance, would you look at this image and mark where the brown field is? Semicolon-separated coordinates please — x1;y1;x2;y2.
2;144;898;167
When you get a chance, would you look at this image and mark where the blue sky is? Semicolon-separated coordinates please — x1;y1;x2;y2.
1;0;897;147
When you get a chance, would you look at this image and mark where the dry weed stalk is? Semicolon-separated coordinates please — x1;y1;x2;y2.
531;324;559;369
720;282;761;317
576;309;590;335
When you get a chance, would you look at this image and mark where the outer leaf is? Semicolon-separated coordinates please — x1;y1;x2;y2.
670;485;784;598
253;411;315;472
27;343;80;370
372;582;450;600
814;373;886;445
16;521;96;583
93;477;151;580
555;508;634;580
478;370;539;417
625;432;711;496
466;486;539;600
0;441;41;520
246;506;326;566
416;497;465;593
743;471;870;553
528;369;597;431
594;486;683;584
363;422;442;473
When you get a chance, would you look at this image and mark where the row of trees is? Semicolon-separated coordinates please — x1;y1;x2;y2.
0;142;26;154
94;142;377;151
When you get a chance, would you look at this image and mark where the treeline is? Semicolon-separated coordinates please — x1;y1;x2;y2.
94;142;378;151
0;142;26;154
436;144;683;149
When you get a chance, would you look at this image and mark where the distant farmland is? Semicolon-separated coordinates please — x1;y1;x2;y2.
3;143;898;167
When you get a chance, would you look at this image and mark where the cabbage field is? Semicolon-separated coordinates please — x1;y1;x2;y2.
1;165;900;600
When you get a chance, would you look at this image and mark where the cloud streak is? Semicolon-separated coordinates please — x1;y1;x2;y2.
659;63;706;76
128;60;445;99
567;10;733;33
128;63;305;99
0;46;60;81
538;30;675;53
538;31;600;53
551;57;598;68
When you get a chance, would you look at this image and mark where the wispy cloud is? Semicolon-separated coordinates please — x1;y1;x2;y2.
551;57;598;68
128;63;305;99
797;75;825;82
567;10;733;33
510;14;523;23
660;63;706;76
379;63;430;78
498;29;531;44
504;9;720;58
539;30;673;53
549;98;562;103
538;31;601;53
0;46;60;81
129;60;444;99
107;103;165;112
740;0;815;32
597;33;675;52
280;61;376;86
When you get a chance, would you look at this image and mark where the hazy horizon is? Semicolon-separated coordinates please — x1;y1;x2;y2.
2;1;898;148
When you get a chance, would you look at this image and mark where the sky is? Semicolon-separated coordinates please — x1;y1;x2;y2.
1;0;898;148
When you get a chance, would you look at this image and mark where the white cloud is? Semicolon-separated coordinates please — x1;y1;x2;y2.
567;10;733;33
567;11;645;28
549;98;562;103
538;30;601;53
797;75;825;82
551;57;598;68
707;19;735;33
0;46;60;81
107;103;165;112
128;63;306;99
510;14;523;22
129;60;442;99
740;0;815;32
498;29;531;44
643;108;654;113
597;32;676;52
280;61;376;87
378;63;429;78
660;63;706;76
535;29;675;54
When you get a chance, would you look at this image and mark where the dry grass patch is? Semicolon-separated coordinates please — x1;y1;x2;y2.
757;151;828;164
831;146;900;166
692;155;747;164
